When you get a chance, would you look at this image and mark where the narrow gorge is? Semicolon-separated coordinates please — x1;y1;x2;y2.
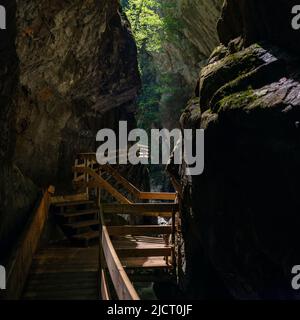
0;0;300;301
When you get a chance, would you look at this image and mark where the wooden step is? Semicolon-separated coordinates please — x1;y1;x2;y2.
22;246;99;300
53;200;95;207
130;274;175;283
102;203;178;218
121;257;172;269
107;225;172;236
64;220;99;229
55;209;98;218
51;193;88;204
72;231;99;241
113;236;172;257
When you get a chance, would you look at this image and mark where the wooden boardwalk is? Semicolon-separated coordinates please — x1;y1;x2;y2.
22;245;98;300
3;149;180;300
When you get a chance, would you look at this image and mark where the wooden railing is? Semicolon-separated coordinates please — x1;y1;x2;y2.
99;209;140;300
72;152;179;300
1;186;55;300
73;152;176;202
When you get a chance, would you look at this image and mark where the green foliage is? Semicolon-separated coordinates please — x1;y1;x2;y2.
123;0;163;53
160;1;184;45
122;0;186;131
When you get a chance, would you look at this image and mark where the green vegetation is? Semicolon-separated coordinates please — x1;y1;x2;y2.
122;0;163;53
120;0;187;190
121;0;185;131
218;89;256;112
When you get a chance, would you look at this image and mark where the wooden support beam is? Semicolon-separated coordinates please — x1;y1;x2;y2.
139;192;176;201
102;203;178;218
107;225;172;236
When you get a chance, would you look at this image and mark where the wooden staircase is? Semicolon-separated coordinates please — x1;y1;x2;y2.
70;153;179;299
51;199;100;246
18;149;181;300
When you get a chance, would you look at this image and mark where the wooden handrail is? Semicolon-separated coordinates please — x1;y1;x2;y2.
2;186;55;300
73;166;132;204
99;209;140;300
73;153;177;202
100;164;176;201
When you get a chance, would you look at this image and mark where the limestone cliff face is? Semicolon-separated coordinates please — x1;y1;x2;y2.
0;0;39;262
0;0;140;261
218;0;300;54
158;0;222;86
155;0;222;129
14;0;140;188
171;0;300;299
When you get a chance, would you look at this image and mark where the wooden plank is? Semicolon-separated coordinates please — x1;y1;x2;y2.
21;244;99;300
101;219;140;300
113;236;172;258
101;269;111;300
102;203;178;217
51;193;88;205
116;247;172;258
56;209;98;218
64;220;99;229
139;192;176;201
3;186;55;300
107;225;172;236
121;257;172;269
52;199;94;207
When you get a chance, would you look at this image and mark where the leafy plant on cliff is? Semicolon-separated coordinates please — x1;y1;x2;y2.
122;0;163;53
121;0;186;131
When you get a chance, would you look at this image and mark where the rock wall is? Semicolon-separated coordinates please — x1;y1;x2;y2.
173;0;300;299
153;0;223;131
14;0;140;189
0;0;140;261
218;0;300;54
0;0;39;263
158;0;223;87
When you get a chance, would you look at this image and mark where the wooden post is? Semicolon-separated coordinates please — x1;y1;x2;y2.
97;169;102;209
98;198;106;300
84;157;89;198
74;158;78;181
171;196;177;277
97;180;105;300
